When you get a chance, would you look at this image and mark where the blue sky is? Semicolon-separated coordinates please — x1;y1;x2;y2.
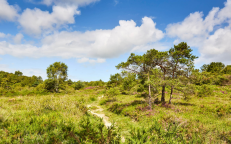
0;0;231;81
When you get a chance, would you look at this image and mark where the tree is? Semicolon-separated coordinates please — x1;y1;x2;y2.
168;42;198;104
116;53;154;109
72;81;85;90
121;72;137;91
200;64;209;72
67;79;73;86
222;65;231;74
146;49;169;103
207;62;225;73
109;73;123;87
46;62;68;92
15;71;23;76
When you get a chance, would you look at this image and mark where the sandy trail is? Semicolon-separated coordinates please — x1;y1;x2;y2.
87;95;125;142
87;105;112;128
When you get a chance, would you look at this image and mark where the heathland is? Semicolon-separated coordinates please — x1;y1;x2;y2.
0;42;231;143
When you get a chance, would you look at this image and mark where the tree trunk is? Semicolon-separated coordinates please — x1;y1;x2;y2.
161;71;166;103
161;85;165;103
169;71;175;104
169;86;173;104
148;73;152;110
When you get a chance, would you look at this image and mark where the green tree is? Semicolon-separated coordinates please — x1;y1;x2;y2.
121;72;137;91
72;81;85;90
146;49;169;103
202;62;225;73
67;79;73;86
14;71;23;76
222;65;231;74
116;53;152;109
109;73;123;87
207;62;225;73
168;42;198;104
200;64;209;72
46;62;68;92
116;49;168;109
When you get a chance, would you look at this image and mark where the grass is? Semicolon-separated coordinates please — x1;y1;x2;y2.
99;85;231;143
0;86;230;143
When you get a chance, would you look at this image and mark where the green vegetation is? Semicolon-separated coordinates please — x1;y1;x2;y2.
0;42;231;143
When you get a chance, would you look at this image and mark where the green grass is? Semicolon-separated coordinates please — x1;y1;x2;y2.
0;86;230;143
99;85;231;143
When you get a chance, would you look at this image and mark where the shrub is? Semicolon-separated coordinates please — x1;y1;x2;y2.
72;81;85;90
44;79;55;91
126;120;184;143
197;85;214;97
99;99;107;105
106;88;120;99
215;75;229;86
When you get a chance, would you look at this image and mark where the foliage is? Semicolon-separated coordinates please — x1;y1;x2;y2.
106;88;120;99
121;72;137;91
201;62;225;73
126;120;184;143
0;71;43;89
108;73;123;87
77;115;121;143
197;84;214;97
72;80;85;90
43;79;55;91
46;62;68;92
222;65;231;74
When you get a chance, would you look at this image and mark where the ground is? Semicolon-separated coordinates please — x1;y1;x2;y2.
0;86;230;143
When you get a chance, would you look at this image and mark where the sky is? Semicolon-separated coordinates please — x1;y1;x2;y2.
0;0;231;81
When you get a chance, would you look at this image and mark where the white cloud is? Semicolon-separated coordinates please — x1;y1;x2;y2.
77;57;106;63
198;26;231;64
0;0;19;21
41;0;100;6
166;0;231;64
0;32;5;38
13;33;24;44
114;0;119;5
0;17;164;63
18;5;80;35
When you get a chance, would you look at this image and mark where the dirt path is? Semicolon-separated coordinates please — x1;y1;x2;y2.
87;105;112;128
87;95;125;142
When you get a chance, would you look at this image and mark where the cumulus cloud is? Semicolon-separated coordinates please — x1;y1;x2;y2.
0;0;19;21
166;0;231;64
13;33;24;44
18;5;80;35
0;32;6;38
0;17;164;63
41;0;100;6
198;26;231;63
77;57;106;63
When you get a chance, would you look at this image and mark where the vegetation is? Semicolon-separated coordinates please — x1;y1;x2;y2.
0;42;231;143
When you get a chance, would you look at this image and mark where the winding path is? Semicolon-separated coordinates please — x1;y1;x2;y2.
87;104;112;128
87;95;126;142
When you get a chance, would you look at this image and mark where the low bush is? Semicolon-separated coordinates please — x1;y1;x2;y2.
197;85;214;97
106;88;120;99
72;81;85;90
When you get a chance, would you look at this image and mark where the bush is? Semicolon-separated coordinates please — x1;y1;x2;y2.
72;81;85;90
197;85;214;97
215;75;229;86
44;79;55;91
106;88;120;99
126;120;184;143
